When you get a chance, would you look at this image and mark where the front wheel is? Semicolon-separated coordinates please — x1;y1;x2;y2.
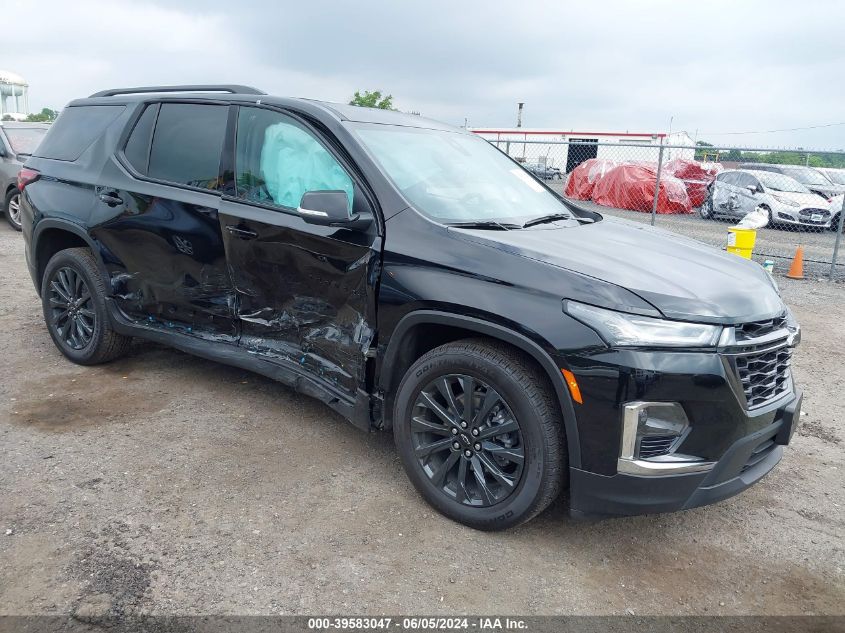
393;339;566;530
4;188;22;231
699;194;714;219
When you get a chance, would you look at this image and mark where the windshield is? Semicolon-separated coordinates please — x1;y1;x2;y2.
756;171;809;194
4;127;48;155
353;125;571;224
782;167;829;186
822;170;845;186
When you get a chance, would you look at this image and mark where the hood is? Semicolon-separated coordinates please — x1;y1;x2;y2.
806;183;845;198
770;190;831;206
450;217;784;324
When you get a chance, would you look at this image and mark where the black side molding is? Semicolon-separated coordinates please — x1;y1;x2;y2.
89;85;266;98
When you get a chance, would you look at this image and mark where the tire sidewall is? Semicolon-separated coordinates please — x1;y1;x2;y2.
5;189;22;231
699;195;713;219
41;250;109;364
394;350;552;530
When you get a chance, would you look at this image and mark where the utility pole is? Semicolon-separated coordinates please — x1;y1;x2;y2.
517;102;524;128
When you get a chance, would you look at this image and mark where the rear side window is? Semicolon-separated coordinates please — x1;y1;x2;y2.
123;104;159;174
147;103;228;190
34;105;125;161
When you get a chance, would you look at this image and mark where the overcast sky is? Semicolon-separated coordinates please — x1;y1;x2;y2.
4;0;845;149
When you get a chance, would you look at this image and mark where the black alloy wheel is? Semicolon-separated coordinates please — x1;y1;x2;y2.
410;373;525;507
47;266;96;350
40;248;132;365
393;339;566;530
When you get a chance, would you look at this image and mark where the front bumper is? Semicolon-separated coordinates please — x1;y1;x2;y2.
773;205;832;228
569;389;801;517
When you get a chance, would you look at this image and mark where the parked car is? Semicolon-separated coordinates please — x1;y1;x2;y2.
817;167;845;187
703;169;833;228
20;85;802;530
738;162;845;201
525;163;562;180
1;121;50;230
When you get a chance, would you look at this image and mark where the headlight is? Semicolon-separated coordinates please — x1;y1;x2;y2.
772;195;801;207
565;301;722;348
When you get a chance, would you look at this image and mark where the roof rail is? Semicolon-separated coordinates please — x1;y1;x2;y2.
89;85;266;98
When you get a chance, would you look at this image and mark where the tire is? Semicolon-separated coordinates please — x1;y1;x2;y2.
40;247;132;365
760;205;775;229
699;194;713;219
393;339;566;531
4;188;22;231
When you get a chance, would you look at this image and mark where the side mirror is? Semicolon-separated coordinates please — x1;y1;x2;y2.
747;185;758;195
297;190;353;226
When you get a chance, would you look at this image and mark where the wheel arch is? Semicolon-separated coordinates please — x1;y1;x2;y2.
379;310;581;469
32;219;109;296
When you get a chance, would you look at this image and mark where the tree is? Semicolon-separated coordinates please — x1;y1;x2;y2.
25;108;59;123
348;90;394;110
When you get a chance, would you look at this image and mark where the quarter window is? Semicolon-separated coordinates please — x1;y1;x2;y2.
147;103;228;190
123;104;159;174
235;107;353;212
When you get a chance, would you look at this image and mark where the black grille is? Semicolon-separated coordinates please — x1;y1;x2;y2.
798;208;831;218
742;436;777;473
638;435;677;459
735;346;792;408
735;313;788;342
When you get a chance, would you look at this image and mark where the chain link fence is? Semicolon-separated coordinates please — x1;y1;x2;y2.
475;133;845;281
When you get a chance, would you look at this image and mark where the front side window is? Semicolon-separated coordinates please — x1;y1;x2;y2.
147;103;228;190
235;107;353;212
352;124;573;224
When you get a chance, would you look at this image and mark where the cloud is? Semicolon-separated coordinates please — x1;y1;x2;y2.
5;0;845;149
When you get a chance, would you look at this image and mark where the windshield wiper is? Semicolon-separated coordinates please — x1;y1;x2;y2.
521;213;573;228
447;220;521;230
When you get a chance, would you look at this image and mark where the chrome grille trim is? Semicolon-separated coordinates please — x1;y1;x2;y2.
720;312;797;410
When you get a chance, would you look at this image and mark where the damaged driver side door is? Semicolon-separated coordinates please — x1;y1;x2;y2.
219;105;380;402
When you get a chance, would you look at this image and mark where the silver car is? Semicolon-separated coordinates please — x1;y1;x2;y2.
1;122;50;231
702;169;833;229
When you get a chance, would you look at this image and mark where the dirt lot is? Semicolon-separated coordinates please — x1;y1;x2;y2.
0;225;843;618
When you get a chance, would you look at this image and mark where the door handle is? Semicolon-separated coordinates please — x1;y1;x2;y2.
226;225;258;240
98;192;124;207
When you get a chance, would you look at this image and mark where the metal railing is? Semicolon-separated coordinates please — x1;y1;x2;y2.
475;135;845;281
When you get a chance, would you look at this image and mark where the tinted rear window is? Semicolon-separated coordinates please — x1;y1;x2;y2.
147;103;227;189
34;105;125;161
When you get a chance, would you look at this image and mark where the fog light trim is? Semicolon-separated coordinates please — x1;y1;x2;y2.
618;401;715;476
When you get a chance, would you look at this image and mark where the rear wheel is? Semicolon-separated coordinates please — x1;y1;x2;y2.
4;188;22;231
393;339;566;530
41;248;132;365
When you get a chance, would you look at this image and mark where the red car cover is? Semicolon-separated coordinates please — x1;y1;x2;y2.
662;159;723;208
564;158;617;200
592;164;692;214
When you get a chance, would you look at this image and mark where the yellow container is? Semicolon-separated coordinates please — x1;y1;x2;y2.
726;227;757;259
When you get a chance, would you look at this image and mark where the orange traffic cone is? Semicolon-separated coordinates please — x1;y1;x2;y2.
786;246;805;280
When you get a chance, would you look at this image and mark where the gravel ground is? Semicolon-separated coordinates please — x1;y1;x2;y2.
0;224;843;618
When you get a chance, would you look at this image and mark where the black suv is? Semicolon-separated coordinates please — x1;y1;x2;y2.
20;86;802;530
